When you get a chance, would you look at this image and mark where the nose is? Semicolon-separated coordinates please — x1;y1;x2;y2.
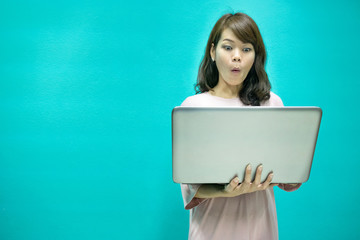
232;50;241;62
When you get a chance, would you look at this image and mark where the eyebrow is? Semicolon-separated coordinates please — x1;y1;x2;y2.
222;38;251;45
222;39;235;43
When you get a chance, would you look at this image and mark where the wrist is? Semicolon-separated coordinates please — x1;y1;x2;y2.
196;184;227;198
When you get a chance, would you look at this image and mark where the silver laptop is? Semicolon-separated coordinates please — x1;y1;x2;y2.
172;107;322;184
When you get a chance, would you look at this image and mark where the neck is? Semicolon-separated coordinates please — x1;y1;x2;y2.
210;81;242;99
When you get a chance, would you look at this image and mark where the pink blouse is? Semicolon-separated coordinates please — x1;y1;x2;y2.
180;92;301;240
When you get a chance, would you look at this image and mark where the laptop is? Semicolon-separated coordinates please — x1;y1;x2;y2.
172;107;322;184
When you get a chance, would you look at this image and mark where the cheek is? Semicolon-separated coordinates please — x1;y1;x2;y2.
217;55;229;68
246;55;255;69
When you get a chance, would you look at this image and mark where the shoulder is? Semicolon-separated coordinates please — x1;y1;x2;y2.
181;92;211;106
262;92;284;106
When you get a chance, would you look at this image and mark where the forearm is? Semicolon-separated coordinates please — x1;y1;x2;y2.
195;184;226;198
278;183;302;192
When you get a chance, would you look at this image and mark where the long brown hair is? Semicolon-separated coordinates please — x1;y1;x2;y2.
195;13;271;106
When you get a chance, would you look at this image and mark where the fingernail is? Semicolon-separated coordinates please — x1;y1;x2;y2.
234;178;239;183
259;165;263;170
247;164;251;169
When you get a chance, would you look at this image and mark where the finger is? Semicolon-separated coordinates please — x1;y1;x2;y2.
259;172;274;190
263;172;274;186
254;165;263;185
244;164;252;184
225;177;239;192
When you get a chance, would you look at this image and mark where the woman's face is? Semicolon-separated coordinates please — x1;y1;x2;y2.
211;28;255;88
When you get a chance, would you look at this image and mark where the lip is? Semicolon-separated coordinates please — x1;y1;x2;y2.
231;68;241;73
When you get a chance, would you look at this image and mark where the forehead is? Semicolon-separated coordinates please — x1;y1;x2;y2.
219;28;248;44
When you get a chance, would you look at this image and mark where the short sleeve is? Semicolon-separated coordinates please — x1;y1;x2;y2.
262;92;284;107
272;93;284;106
181;184;207;210
180;96;194;107
265;93;302;192
179;97;208;210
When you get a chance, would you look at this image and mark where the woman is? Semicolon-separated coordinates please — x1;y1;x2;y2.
180;13;301;240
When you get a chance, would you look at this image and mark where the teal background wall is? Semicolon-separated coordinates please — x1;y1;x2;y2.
1;0;359;239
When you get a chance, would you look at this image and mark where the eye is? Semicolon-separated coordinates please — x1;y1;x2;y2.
222;45;232;51
243;47;252;52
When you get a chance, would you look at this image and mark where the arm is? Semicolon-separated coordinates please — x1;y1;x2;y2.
195;164;278;198
278;183;302;192
268;94;302;192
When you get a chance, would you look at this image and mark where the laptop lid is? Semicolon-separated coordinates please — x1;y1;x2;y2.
172;107;322;184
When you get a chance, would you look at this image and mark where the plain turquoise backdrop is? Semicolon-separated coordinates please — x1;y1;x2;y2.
1;0;359;239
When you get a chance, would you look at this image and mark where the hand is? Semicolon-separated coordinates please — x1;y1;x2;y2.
223;164;278;197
